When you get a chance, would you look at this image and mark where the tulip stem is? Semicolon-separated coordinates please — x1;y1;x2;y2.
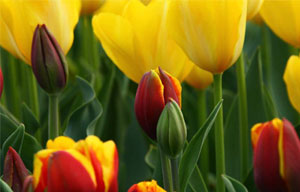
171;157;180;191
261;24;272;91
159;147;173;192
236;53;249;180
48;94;59;139
213;73;225;192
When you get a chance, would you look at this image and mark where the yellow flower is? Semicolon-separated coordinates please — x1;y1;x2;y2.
33;136;118;192
92;0;193;83
283;55;300;113
185;65;213;90
81;0;104;15
128;180;166;192
247;0;264;20
260;0;300;48
167;0;247;74
0;0;81;65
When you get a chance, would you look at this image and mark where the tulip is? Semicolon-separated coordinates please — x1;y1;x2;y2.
157;99;187;158
247;0;264;20
135;68;181;140
31;24;67;94
81;0;104;15
251;118;300;192
33;136;118;192
283;55;300;114
3;147;29;192
185;65;213;90
92;0;193;83
260;0;300;48
0;0;80;64
167;0;247;74
0;67;3;98
128;180;165;192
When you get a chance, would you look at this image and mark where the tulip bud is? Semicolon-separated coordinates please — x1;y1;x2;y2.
157;99;187;158
128;180;166;192
0;67;3;98
22;176;33;192
3;147;29;192
31;24;67;94
135;67;182;140
251;118;300;192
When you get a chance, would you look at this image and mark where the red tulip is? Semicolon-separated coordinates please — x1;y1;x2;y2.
3;147;29;192
251;118;300;192
128;180;165;192
134;67;181;140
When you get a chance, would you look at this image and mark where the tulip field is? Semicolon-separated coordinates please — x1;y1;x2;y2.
1;0;300;192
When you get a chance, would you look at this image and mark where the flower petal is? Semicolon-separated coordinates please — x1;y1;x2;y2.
185;65;213;90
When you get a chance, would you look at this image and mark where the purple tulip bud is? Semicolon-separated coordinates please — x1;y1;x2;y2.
3;147;29;192
31;24;67;94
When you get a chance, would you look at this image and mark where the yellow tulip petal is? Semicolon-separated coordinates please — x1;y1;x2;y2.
283;55;300;113
46;136;76;150
185;65;213;90
0;0;80;64
247;0;264;20
92;13;145;83
167;0;247;74
81;0;103;15
100;0;128;14
260;0;300;48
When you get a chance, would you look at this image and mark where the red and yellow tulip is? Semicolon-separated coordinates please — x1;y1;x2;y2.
92;0;193;83
33;136;118;192
0;0;80;64
135;68;181;140
251;118;300;192
128;180;165;192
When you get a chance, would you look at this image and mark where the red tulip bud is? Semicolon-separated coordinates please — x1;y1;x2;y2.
251;118;300;192
0;67;3;98
3;147;29;192
31;24;67;94
134;67;181;140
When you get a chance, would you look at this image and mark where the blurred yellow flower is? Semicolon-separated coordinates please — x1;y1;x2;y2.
167;0;247;74
185;66;213;90
247;0;264;20
283;55;300;113
92;0;193;83
0;0;81;65
260;0;300;48
81;0;104;15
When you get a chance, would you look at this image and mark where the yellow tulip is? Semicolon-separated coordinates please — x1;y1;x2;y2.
185;65;213;90
167;0;247;74
247;0;264;20
260;0;300;48
283;55;300;113
92;0;193;83
81;0;104;15
0;0;81;65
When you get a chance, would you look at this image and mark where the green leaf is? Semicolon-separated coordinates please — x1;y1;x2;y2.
243;168;258;192
0;178;13;192
64;77;103;140
0;114;19;148
145;144;158;170
1;124;25;174
179;100;223;192
189;166;208;192
222;174;248;192
21;103;40;136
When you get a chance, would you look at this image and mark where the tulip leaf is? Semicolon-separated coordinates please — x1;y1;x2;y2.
243;168;258;192
222;174;248;192
0;178;13;192
21;103;40;136
189;165;208;192
0;114;19;148
179;100;223;192
64;76;103;141
145;144;158;170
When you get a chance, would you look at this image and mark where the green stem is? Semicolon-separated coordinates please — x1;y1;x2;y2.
261;24;272;90
197;90;209;183
26;66;39;118
48;94;59;139
171;157;180;191
159;147;173;192
213;74;225;192
236;53;249;180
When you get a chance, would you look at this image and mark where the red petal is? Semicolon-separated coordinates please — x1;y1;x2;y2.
282;119;300;192
134;71;165;140
128;184;138;192
89;150;105;192
47;151;96;192
108;148;119;192
253;123;288;191
158;67;181;107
